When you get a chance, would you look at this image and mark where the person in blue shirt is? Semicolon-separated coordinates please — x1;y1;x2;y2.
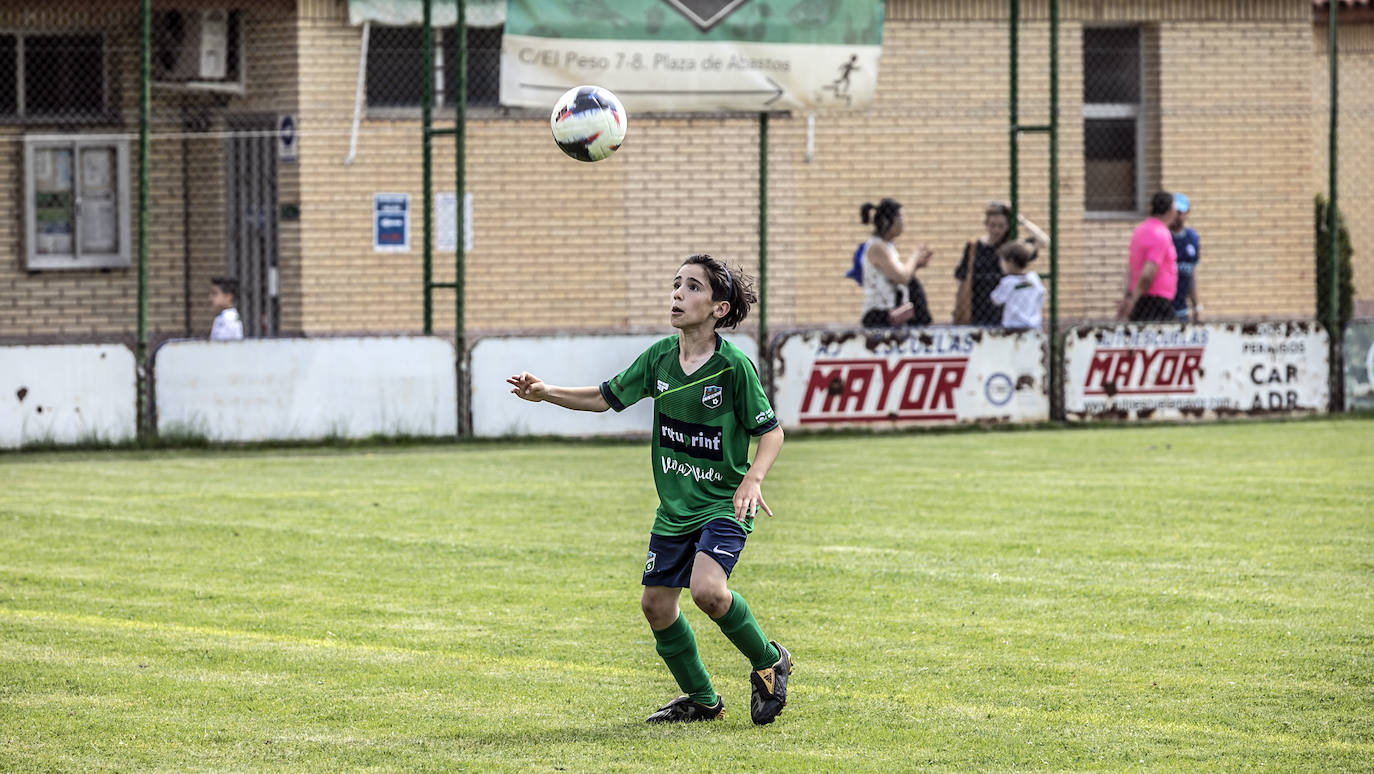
1170;194;1202;322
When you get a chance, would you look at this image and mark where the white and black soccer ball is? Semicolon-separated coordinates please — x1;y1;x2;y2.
549;85;627;163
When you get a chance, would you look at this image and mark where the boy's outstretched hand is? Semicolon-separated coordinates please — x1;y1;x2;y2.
507;372;547;402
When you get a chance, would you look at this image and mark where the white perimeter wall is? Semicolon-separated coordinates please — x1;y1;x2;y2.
469;334;757;437
0;345;137;449
3;325;1350;449
154;337;458;442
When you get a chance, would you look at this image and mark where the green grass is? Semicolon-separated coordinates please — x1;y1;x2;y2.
2;420;1372;772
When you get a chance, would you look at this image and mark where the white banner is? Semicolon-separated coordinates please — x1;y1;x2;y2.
0;344;136;449
155;337;457;442
1063;322;1329;421
501;37;880;113
770;328;1048;429
469;333;756;438
499;0;884;113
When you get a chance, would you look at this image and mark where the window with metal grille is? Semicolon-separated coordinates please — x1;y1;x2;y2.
24;135;131;270
366;25;502;112
1082;27;1141;214
0;33;106;120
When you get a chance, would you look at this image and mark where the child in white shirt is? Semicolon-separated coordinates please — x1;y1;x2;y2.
989;242;1044;330
209;277;244;341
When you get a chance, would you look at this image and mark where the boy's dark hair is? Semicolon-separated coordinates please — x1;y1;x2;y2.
1150;191;1175;217
211;277;239;299
682;254;756;330
997;241;1037;269
860;198;902;237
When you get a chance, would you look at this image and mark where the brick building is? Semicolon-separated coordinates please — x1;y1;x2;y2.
0;0;1365;345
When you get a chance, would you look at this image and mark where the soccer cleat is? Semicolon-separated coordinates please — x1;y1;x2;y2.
644;695;725;723
749;641;791;725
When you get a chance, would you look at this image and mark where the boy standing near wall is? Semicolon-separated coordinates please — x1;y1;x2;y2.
209;278;244;341
990;242;1045;330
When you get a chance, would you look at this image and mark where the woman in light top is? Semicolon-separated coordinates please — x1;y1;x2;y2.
857;198;934;328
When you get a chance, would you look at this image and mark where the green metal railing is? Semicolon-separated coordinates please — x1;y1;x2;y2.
1007;0;1060;419
1327;1;1341;411
421;0;468;435
137;0;151;438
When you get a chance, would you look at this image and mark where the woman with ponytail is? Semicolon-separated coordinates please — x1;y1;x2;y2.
856;198;934;327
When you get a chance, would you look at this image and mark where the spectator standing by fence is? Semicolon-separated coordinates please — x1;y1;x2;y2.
855;198;934;328
1170;193;1202;322
990;242;1045;330
1118;192;1179;322
954;202;1050;325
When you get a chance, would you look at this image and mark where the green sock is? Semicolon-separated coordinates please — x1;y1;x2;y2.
652;614;717;706
711;591;780;671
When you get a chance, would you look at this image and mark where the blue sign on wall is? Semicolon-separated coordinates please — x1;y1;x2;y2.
373;193;410;252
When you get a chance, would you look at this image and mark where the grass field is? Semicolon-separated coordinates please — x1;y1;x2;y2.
2;419;1372;772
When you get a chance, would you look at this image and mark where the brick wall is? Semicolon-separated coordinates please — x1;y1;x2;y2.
0;0;1337;342
1154;15;1315;319
0;0;296;343
290;0;1318;338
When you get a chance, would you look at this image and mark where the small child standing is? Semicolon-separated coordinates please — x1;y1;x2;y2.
989;242;1045;330
209;277;244;341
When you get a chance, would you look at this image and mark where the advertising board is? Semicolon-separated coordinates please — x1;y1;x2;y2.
1063;322;1329;420
770;328;1047;429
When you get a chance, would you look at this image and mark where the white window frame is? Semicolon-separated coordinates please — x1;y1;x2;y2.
24;134;132;271
0;30;110;121
1082;26;1144;218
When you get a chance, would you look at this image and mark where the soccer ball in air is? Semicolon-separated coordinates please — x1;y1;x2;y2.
549;85;627;162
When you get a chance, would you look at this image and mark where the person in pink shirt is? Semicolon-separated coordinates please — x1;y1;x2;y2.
1117;192;1179;321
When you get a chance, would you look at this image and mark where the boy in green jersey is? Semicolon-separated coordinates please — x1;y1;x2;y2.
507;254;790;725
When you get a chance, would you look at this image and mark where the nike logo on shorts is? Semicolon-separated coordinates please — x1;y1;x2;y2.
711;544;734;558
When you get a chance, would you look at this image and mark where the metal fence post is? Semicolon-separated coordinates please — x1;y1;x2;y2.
1327;1;1342;412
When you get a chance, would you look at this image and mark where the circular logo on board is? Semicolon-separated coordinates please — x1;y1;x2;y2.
985;372;1014;406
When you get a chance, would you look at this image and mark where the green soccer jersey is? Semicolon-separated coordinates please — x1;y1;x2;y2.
599;334;778;536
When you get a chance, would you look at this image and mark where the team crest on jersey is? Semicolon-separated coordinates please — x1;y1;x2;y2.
702;385;723;409
645;550;656;573
657;379;670;394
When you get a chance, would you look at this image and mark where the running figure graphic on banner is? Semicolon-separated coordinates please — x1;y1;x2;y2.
821;54;860;105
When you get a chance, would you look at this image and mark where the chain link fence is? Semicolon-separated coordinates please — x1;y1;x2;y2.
0;2;1368;348
1320;9;1373;321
